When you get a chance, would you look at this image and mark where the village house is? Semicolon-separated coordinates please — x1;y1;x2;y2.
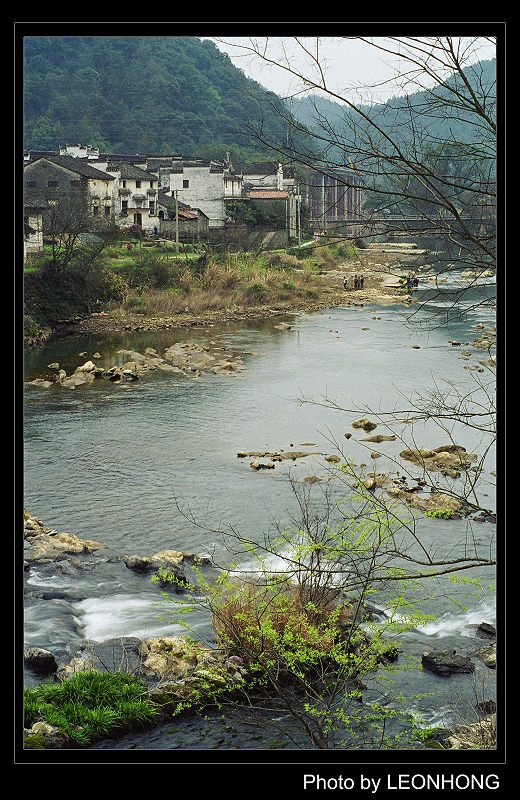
23;146;363;246
155;190;210;241
161;160;228;229
23;154;117;224
102;161;159;231
59;144;101;160
230;161;300;240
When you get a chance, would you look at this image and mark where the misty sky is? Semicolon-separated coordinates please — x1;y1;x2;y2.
208;36;497;105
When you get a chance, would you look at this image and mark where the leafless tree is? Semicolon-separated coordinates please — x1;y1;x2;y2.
217;36;497;312
44;198;119;272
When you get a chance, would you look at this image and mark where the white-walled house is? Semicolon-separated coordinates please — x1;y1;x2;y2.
164;161;227;228
59;144;100;160
233;162;295;192
104;162;159;231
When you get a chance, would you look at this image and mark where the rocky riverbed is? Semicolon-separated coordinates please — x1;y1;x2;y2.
23;504;496;751
22;249;497;753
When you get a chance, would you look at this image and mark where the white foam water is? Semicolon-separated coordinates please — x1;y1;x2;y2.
72;593;194;642
416;596;496;638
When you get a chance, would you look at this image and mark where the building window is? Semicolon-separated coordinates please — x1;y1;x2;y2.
122;200;128;214
183;179;189;188
48;180;59;187
149;201;155;215
105;206;111;216
135;181;141;188
93;205;99;215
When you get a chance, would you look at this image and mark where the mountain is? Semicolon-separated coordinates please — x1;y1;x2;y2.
23;36;301;159
287;58;496;159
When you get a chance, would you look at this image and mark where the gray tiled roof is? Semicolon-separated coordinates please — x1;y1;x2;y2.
107;162;157;180
26;154;115;180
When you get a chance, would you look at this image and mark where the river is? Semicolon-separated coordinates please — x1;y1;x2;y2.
22;273;497;751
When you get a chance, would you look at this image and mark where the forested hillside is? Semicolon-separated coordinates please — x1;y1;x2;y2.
287;58;496;157
23;36;298;158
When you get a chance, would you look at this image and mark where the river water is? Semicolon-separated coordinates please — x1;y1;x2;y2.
22;273;497;751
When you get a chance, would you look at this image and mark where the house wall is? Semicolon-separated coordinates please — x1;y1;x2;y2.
106;170;158;231
24;160;116;224
160;214;209;241
168;166;226;228
88;176;117;220
224;174;243;198
24;160;88;208
24;208;44;254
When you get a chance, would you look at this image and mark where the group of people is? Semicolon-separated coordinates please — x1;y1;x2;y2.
343;274;364;290
401;271;420;292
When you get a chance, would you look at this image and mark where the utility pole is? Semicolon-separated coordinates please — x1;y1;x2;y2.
296;182;301;246
174;190;179;253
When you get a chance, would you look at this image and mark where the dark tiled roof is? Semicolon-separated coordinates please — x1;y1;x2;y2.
157;190;190;210
98;153;148;163
233;162;278;175
26;154;115;180
233;161;296;178
146;157;182;169
106;162;156;180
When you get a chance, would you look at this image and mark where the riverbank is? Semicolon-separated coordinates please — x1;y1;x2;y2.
40;249;412;340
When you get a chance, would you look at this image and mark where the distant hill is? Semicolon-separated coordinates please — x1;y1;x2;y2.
287;58;496;159
23;36;304;159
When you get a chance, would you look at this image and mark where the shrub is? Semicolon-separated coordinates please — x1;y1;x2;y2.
244;281;269;302
211;579;344;672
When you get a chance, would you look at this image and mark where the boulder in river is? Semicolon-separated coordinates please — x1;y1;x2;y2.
24;721;73;750
474;643;496;669
24;511;106;562
363;473;393;491
352;418;377;432
237;449;312;461
137;636;206;680
399;444;477;478
476;622;496;639
421;649;475;676
384;488;470;517
123;552;187;588
441;713;496;750
24;647;58;675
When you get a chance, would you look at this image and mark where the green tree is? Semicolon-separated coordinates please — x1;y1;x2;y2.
158;468;494;749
